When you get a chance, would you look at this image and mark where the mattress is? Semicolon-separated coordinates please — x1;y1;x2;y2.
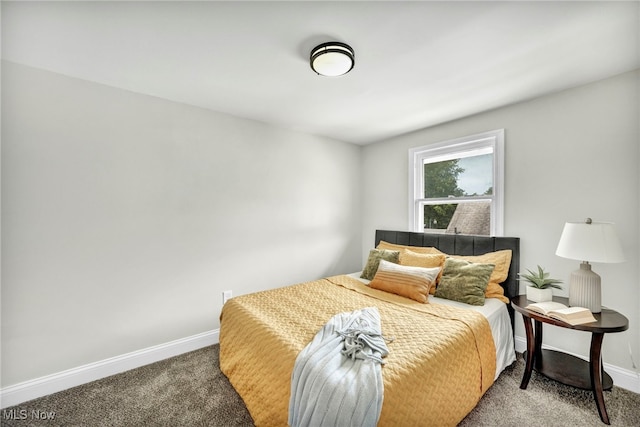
347;271;516;379
220;273;514;426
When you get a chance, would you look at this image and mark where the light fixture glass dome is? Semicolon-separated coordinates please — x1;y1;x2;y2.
310;42;355;77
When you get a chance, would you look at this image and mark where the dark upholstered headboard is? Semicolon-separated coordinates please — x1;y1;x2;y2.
375;230;520;328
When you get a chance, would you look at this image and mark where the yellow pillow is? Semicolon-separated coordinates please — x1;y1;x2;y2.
376;240;443;255
399;250;446;294
369;260;440;303
399;250;446;267
447;250;512;303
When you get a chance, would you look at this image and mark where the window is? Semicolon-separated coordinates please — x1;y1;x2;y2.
409;130;504;236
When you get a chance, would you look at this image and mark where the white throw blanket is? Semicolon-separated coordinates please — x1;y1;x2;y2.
288;307;389;427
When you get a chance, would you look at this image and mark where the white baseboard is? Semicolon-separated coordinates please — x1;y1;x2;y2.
514;335;640;394
0;329;220;409
3;331;636;409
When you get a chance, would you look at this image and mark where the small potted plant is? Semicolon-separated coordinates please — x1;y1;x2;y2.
519;265;563;302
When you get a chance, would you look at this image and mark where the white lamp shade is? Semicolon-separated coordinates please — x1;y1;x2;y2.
555;221;625;263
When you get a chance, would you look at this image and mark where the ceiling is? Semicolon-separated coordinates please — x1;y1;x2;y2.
3;1;639;145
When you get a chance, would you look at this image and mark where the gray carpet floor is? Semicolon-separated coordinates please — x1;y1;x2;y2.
2;345;639;426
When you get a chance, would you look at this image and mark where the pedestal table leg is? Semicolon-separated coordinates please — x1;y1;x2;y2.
534;320;543;370
520;316;535;389
590;332;609;424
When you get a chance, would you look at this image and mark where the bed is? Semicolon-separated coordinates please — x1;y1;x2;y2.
219;230;520;426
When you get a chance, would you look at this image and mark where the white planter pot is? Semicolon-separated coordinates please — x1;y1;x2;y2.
526;287;553;302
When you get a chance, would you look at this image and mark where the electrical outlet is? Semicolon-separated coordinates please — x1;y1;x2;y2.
222;290;233;305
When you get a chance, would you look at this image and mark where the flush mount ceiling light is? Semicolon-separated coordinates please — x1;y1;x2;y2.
310;42;355;77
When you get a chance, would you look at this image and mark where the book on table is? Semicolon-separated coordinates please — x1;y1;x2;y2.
526;301;597;325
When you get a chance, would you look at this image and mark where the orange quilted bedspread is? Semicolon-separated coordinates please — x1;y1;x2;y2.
219;275;496;427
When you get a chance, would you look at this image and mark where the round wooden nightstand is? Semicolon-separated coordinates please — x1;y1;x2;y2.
511;295;628;425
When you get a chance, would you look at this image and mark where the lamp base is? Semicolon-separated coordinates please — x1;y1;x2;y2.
568;262;601;313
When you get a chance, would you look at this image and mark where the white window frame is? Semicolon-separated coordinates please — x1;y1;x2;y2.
408;129;504;236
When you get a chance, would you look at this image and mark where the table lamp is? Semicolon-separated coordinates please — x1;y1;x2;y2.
555;218;625;313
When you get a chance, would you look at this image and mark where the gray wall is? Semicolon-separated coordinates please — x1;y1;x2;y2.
1;61;362;386
2;59;639;389
361;69;640;372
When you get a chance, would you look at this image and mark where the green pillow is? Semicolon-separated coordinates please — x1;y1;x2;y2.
435;258;495;306
361;249;400;280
